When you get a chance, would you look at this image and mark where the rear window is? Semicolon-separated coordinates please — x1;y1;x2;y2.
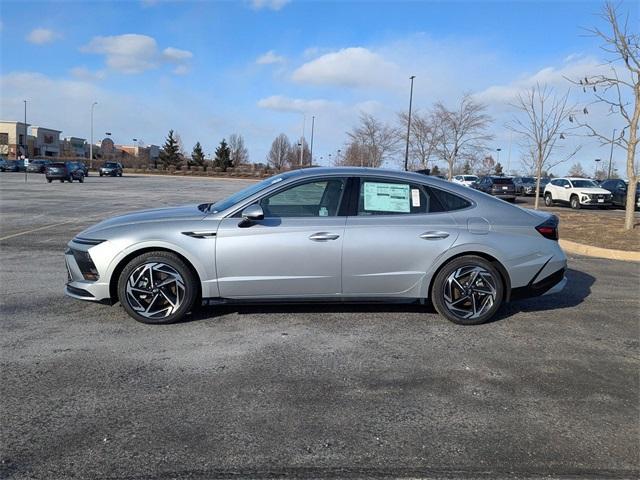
492;178;513;185
104;162;118;167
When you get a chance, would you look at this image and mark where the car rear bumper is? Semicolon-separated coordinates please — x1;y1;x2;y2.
510;268;566;301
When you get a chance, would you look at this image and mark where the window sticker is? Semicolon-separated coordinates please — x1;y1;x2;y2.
411;188;420;207
363;182;410;213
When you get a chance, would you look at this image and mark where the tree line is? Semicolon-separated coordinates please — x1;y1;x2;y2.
159;130;249;171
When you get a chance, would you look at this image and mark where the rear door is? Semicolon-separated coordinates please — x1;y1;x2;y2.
341;177;460;297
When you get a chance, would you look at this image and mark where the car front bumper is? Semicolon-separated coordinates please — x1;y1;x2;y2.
64;247;111;302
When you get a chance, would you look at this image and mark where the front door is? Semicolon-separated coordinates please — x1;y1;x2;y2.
215;177;347;298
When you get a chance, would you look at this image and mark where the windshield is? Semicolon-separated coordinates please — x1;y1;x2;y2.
492;178;513;185
104;163;118;167
571;179;598;188
463;176;478;181
209;172;298;213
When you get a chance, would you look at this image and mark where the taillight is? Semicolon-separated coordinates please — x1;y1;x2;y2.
536;215;559;241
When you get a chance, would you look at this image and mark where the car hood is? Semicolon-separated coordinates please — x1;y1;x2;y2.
576;187;611;194
79;204;207;236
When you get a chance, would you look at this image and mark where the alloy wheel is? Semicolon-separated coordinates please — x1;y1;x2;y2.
443;265;497;320
125;262;185;319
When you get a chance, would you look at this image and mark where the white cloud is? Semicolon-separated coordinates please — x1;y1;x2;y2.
251;0;290;11
256;50;286;65
81;34;193;75
70;66;106;81
292;47;400;88
26;28;59;45
257;95;338;113
162;47;193;62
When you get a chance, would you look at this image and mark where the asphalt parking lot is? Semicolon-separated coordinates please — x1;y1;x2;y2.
1;172;639;479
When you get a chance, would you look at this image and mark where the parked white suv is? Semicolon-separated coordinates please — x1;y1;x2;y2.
452;175;479;187
544;177;613;209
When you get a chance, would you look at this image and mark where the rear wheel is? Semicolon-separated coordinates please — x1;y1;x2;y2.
431;256;505;325
78;175;84;183
544;193;553;207
570;195;581;210
117;251;198;324
47;178;52;183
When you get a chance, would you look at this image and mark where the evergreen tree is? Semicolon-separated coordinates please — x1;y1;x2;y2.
214;139;232;171
494;162;504;175
191;141;205;168
160;130;181;169
462;161;471;174
431;165;441;176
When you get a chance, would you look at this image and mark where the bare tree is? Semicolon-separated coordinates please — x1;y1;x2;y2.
568;162;588;177
398;110;441;170
347;112;400;168
569;1;639;230
286;137;311;168
228;133;249;166
266;133;290;170
433;94;494;180
335;140;368;167
508;84;579;208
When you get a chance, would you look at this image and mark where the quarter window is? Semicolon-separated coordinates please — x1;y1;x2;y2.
259;179;346;218
429;187;472;211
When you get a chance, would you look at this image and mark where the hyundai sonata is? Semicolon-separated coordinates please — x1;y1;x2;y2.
65;167;567;325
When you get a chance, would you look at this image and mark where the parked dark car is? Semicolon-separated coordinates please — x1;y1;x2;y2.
600;179;640;210
26;159;51;173
2;159;26;172
473;176;516;201
45;162;85;183
75;161;89;176
513;176;550;196
0;159;9;171
99;162;123;177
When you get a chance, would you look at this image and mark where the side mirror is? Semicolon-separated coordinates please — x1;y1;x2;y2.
239;204;264;227
564;185;571;189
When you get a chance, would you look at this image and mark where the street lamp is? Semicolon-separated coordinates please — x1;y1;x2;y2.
90;102;98;169
403;75;416;172
23;100;27;183
594;158;602;179
607;128;616;179
310;116;315;166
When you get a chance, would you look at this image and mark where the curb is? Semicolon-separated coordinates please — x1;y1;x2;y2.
560;239;640;262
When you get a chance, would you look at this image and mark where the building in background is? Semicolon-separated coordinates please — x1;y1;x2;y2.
61;137;87;158
31;126;62;157
0;121;30;159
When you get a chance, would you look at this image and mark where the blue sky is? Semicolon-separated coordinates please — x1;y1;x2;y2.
0;0;633;174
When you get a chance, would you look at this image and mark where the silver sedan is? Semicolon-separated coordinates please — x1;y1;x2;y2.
64;167;567;325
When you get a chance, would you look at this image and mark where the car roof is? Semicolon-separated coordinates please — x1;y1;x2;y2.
281;166;454;184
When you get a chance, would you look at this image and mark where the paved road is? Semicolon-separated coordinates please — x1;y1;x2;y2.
1;173;639;479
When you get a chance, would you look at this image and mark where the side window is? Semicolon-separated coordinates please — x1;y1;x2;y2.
429;187;472;211
259;178;346;218
358;180;432;215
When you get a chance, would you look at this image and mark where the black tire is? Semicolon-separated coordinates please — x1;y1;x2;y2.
60;179;64;183
47;178;52;183
570;195;581;210
544;193;553;207
78;176;84;183
99;172;103;177
118;172;123;177
431;255;505;325
117;251;198;325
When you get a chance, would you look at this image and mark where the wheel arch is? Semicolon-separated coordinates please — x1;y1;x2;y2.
426;250;512;302
109;246;202;303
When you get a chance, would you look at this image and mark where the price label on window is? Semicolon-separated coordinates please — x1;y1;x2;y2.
363;182;410;213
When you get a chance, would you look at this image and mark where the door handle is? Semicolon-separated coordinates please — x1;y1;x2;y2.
309;232;340;241
420;231;450;240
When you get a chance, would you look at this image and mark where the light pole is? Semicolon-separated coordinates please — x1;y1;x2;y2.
496;148;502;174
607;128;616;179
90;102;97;169
23;100;27;183
310;116;315;166
403;75;416;171
594;158;602;179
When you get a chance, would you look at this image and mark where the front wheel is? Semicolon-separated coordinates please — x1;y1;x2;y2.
117;251;198;324
544;193;553;207
570;195;581;210
47;178;52;183
431;256;505;325
78;176;84;183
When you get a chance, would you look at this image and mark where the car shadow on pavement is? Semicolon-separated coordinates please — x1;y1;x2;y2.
186;268;594;323
496;267;595;320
